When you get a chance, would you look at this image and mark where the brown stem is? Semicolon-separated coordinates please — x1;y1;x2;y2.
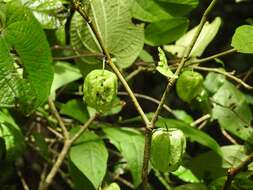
192;66;253;90
39;109;97;190
48;98;69;139
53;53;102;61
73;1;151;128
141;0;219;189
188;48;236;65
222;152;253;190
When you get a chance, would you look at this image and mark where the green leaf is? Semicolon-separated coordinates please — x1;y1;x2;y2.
69;160;95;190
103;183;121;190
203;72;225;94
70;130;108;189
100;97;124;117
145;17;189;46
71;0;144;68
156;47;176;78
0;38;35;110
22;0;66;29
103;127;145;187
231;25;253;53
138;49;154;62
60;99;89;123
50;61;82;98
131;0;172;22
212;81;253;140
156;117;222;156
0;109;25;161
164;17;222;57
172;110;194;124
156;0;198;7
172;166;200;183
185;145;252;180
173;183;207;190
154;0;199;16
0;1;53;113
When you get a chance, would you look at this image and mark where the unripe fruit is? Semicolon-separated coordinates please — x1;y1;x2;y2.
176;70;203;103
151;128;186;172
83;69;118;113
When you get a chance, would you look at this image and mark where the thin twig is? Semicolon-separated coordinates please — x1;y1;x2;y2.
142;1;218;189
17;170;30;190
192;66;253;90
40;107;97;190
115;176;135;189
48;98;69;139
118;91;174;115
47;126;64;139
197;120;208;129
53;53;102;61
188;48;236;65
236;67;253;89
125;67;146;81
154;170;172;190
51;45;103;55
38;164;49;190
190;114;211;127
69;113;97;143
221;129;238;145
222;152;253;190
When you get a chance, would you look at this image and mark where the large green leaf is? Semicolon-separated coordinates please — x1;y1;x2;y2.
103;127;145;187
21;0;66;29
60;99;89;123
145;17;189;46
212;81;253;140
0;38;35;110
164;17;221;57
185;145;253;180
71;0;144;68
69;161;95;190
0;1;53;113
131;0;172;22
231;25;253;54
0;109;25;161
156;117;222;156
70;130;108;189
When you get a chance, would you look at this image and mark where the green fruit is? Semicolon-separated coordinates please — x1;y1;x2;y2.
176;70;203;103
83;69;118;113
151;128;186;172
166;128;186;171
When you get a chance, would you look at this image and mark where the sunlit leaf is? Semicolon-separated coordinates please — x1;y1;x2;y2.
164;17;222;57
212;81;253;140
71;0;144;68
232;25;253;53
